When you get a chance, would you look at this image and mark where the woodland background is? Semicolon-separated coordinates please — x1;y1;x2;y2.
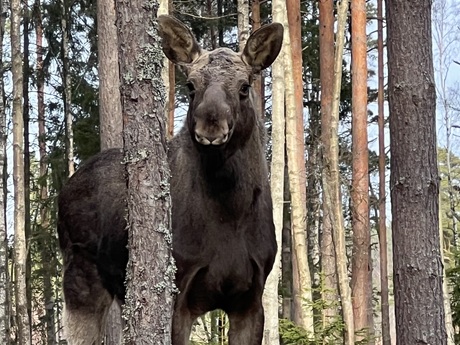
0;0;459;344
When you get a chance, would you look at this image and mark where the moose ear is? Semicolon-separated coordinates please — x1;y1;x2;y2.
157;15;202;64
242;23;284;73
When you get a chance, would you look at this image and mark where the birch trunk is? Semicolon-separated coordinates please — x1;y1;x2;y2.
262;1;285;343
237;0;249;51
12;0;31;340
377;0;391;343
322;0;355;343
284;2;314;333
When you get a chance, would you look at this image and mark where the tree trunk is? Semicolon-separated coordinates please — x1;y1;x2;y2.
319;0;339;335
262;1;285;343
350;0;370;340
61;0;74;177
0;0;8;340
115;2;175;343
98;0;122;152
387;0;447;343
237;0;249;51
377;0;391;343
11;0;31;341
284;0;314;333
22;4;33;339
322;0;355;343
98;0;125;341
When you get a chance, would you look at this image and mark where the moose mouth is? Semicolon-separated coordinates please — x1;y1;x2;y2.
194;128;232;146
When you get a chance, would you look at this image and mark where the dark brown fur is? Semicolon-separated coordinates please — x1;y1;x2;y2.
57;16;283;345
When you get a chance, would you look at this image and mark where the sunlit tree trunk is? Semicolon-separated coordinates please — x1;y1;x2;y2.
237;0;249;51
116;1;174;342
12;0;31;341
262;1;285;343
61;0;74;177
0;0;8;340
323;0;355;343
350;0;370;340
22;3;33;338
319;0;339;335
387;0;447;343
285;0;314;333
377;0;391;343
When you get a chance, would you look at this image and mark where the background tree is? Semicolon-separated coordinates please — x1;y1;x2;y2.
387;0;447;343
115;5;175;344
350;0;370;340
12;0;32;341
377;0;391;343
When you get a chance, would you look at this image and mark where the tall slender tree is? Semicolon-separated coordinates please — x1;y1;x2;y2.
322;0;355;343
387;0;447;343
350;0;370;340
61;0;74;177
0;0;8;340
377;0;391;343
262;1;286;343
285;0;314;333
319;0;339;332
115;4;174;343
12;0;32;341
237;0;249;51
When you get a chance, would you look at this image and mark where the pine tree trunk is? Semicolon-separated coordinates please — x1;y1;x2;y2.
61;0;74;177
387;0;447;343
11;0;31;341
115;2;174;343
0;0;8;340
323;0;355;343
98;0;122;152
262;1;285;343
377;0;391;343
350;0;370;340
251;0;264;116
237;0;249;51
285;0;314;333
319;0;339;334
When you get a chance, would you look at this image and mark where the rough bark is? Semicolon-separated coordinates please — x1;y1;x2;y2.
387;0;447;343
319;0;339;333
98;0;123;151
350;0;370;340
11;0;32;341
322;0;355;343
262;1;285;343
377;0;391;343
115;1;174;343
237;0;249;51
285;0;314;333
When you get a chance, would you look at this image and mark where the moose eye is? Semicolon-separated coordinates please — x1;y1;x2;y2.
186;82;196;98
239;84;250;97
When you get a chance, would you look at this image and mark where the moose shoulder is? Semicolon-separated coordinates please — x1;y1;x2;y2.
58;16;283;345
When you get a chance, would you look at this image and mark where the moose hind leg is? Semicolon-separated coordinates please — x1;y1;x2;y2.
227;301;264;345
62;254;113;345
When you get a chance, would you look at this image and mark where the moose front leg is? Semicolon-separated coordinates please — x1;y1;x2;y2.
227;301;265;345
171;292;197;345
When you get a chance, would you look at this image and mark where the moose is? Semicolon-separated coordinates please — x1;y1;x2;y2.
57;15;283;345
